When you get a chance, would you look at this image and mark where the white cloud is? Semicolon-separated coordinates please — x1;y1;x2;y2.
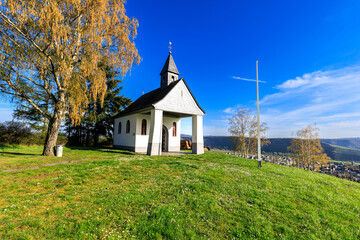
277;76;311;89
223;107;235;114
261;65;360;138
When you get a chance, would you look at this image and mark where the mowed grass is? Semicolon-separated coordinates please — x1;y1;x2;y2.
0;145;132;171
1;147;360;239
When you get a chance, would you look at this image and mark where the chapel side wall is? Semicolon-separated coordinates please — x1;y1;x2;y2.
134;114;151;153
163;117;181;152
113;115;137;151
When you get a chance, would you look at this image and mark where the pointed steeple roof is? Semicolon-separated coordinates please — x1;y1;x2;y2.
160;53;179;75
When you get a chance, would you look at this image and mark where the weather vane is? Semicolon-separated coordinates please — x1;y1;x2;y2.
169;41;172;53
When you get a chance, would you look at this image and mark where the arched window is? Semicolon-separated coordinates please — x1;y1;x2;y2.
172;122;177;137
141;119;147;135
118;122;122;134
126;120;130;134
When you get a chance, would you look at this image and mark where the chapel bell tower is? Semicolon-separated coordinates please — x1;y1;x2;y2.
160;43;179;88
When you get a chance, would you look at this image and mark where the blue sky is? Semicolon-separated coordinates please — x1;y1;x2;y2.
1;0;360;138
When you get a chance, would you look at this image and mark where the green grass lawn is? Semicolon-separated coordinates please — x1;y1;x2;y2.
1;146;360;239
0;145;133;172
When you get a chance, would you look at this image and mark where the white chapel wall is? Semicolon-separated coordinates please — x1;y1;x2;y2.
113;115;137;150
114;114;182;153
134;114;151;153
134;114;180;152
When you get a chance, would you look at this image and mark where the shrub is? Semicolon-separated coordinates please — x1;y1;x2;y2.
0;121;33;145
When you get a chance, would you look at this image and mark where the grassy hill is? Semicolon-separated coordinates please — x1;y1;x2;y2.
1;146;360;239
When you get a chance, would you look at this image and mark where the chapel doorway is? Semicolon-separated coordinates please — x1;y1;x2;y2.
162;125;168;152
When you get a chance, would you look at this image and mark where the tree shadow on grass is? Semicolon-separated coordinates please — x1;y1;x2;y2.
0;152;40;156
65;146;136;155
98;149;136;155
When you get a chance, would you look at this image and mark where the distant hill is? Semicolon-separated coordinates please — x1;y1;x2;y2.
201;136;294;153
322;144;360;163
194;136;360;163
204;136;233;150
321;138;360;149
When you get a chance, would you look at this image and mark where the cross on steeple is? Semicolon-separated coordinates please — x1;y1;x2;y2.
169;41;172;54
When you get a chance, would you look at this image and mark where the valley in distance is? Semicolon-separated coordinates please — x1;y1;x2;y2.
181;135;360;164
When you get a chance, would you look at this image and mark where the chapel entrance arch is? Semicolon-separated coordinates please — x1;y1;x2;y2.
162;125;168;152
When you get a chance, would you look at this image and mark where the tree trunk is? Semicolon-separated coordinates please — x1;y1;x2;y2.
42;93;65;156
313;161;315;172
42;112;63;156
94;122;99;147
85;123;91;146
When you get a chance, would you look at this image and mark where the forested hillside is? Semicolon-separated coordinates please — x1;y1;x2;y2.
321;138;360;149
199;136;360;163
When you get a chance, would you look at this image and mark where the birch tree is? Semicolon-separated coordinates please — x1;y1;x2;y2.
0;0;140;155
228;107;269;158
288;124;329;171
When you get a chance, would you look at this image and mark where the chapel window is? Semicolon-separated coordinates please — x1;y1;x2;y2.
141;119;147;135
173;122;177;137
118;122;122;134
126;120;130;134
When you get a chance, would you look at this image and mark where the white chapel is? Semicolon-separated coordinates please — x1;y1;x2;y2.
113;50;205;155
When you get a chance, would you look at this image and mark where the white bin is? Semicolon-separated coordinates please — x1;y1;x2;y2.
56;145;63;157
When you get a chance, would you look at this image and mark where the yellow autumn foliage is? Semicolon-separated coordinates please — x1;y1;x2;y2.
288;124;329;171
0;0;140;125
0;0;140;155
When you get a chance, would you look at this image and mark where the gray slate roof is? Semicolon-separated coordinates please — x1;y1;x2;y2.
160;53;179;75
114;78;205;118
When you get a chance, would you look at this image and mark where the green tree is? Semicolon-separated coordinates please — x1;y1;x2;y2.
0;0;140;155
66;66;131;146
13;99;49;133
0;121;32;145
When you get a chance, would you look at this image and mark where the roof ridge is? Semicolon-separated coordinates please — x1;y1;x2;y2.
113;79;182;118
